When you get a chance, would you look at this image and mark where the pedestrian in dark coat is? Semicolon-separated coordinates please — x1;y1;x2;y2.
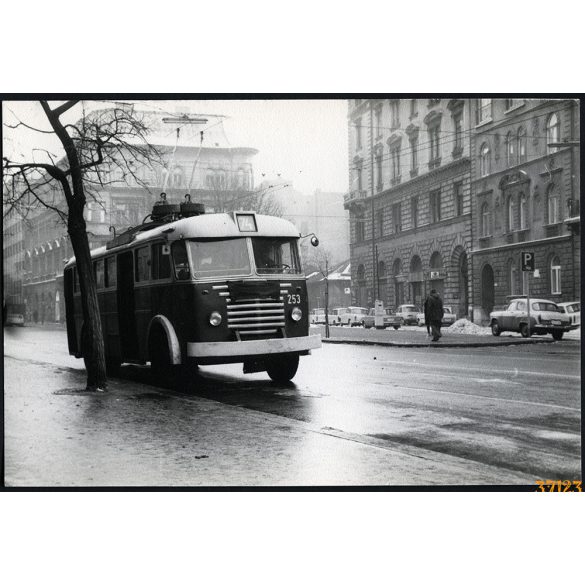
424;289;444;342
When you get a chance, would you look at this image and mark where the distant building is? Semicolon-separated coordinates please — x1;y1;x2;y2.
345;98;473;317
469;98;580;324
306;260;351;310
3;109;258;324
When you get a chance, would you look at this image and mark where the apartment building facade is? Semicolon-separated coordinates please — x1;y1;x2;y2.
469;98;580;323
344;98;473;318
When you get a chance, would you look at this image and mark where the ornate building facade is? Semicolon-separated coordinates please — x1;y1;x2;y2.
344;98;473;318
469;98;580;323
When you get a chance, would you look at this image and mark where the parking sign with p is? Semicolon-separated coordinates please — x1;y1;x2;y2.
521;251;535;272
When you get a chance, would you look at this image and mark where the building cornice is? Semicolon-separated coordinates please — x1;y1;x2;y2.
470;233;571;255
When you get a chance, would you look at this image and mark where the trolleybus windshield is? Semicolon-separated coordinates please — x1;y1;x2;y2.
252;237;302;274
187;238;251;278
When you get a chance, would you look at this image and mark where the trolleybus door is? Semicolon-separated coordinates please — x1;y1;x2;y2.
117;251;139;359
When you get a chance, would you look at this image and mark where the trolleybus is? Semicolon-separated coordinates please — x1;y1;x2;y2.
64;197;321;382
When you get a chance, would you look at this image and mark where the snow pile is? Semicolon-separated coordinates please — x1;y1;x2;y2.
445;318;492;336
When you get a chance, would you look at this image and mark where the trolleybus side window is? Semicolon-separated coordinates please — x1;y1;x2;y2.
105;256;117;288
252;237;302;274
95;259;105;289
135;247;151;282
152;242;172;280
172;241;191;280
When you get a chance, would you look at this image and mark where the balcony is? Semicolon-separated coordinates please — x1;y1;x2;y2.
344;190;368;204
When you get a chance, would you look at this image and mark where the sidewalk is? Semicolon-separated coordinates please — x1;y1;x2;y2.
312;324;581;348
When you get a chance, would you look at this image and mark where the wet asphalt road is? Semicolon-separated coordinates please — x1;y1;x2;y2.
4;326;581;486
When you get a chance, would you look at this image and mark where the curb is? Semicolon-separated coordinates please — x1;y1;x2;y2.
321;337;555;349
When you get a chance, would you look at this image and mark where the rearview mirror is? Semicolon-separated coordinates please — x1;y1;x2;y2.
310;236;319;247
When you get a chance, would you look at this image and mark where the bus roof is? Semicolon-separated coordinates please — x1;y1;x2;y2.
65;212;301;268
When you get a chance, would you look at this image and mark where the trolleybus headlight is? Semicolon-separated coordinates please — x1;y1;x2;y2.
291;307;302;322
209;311;222;326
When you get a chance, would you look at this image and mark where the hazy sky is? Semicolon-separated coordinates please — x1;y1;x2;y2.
3;99;350;196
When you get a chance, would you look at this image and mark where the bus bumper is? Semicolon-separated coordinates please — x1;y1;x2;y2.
187;334;322;358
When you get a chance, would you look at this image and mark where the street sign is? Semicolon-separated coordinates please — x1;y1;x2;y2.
521;251;535;272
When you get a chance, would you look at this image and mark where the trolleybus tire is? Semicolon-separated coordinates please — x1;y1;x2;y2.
266;354;299;382
149;327;174;383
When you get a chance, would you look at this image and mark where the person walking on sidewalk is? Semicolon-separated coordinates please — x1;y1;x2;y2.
424;289;444;342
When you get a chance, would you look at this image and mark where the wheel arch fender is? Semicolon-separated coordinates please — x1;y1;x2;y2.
147;315;182;365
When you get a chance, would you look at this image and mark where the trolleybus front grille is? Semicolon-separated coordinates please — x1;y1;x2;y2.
226;299;285;335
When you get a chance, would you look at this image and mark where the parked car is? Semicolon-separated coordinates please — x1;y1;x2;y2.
309;308;326;325
328;308;345;326
489;297;575;340
338;306;369;326
395;304;420;325
362;308;402;330
557;302;580;327
416;306;456;327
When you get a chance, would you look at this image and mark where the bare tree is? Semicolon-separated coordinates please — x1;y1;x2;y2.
206;179;284;217
3;101;162;391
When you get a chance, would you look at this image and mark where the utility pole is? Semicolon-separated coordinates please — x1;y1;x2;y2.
324;257;330;339
369;101;376;308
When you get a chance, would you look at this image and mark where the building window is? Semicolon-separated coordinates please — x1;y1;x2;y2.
411;196;419;228
507;195;515;232
550;256;561;294
357;264;365;282
479;142;490;177
355;117;362;150
509;259;519;296
452;112;463;156
376;153;383;191
546;113;560;153
481;203;490;237
375;105;383;138
517;126;527;163
355;211;365;242
547;186;560;224
505;99;524;111
477;99;492;124
410;135;418;173
429;125;440;163
390;100;400;129
519;194;527;230
430;189;441;223
378;260;386;279
410;99;417;118
454;182;464;216
357;166;363;192
376;210;384;237
391;146;401;182
392;202;402;234
505;131;515;167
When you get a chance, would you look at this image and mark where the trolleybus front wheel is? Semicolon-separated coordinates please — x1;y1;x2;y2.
266;354;299;383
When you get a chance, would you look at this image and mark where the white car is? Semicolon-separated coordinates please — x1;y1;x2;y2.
395;304;420;326
557;302;580;327
416;306;456;327
338;306;369;326
309;308;326;325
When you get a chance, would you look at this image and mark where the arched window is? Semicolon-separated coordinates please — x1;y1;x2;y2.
507;196;515;232
546;113;560;154
481;203;490;237
479;143;490;177
519;193;527;230
550;255;561;294
547;185;559;224
355;210;365;242
505;131;515;167
517;127;527;163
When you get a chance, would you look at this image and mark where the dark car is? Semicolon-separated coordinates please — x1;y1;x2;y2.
489;297;574;340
